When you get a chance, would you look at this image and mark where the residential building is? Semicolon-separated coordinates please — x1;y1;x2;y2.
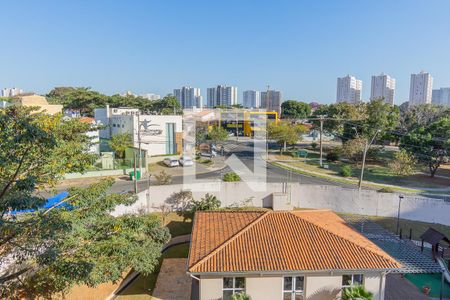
207;85;238;107
141;93;161;100
1;87;23;97
94;105;182;156
12;93;62;115
78;117;100;155
242;90;260;108
188;210;400;300
432;88;450;107
336;75;362;104
409;71;433;106
174;86;203;109
260;89;282;115
370;73;396;105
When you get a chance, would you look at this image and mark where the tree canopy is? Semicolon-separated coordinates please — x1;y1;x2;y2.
281;100;311;119
0;107;169;298
268;121;308;151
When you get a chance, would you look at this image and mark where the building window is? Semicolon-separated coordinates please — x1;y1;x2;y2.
342;274;364;287
223;277;245;300
283;276;304;300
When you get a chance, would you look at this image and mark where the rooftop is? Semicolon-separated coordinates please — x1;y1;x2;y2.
188;210;401;274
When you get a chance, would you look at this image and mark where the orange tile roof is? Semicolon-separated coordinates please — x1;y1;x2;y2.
188;210;401;274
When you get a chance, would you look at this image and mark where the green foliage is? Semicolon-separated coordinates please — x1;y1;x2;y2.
190;193;221;213
108;133;132;163
378;187;396;193
0;107;169;298
310;142;318;150
326;149;340;162
207;126;229;144
398;104;450;134
340;165;353;177
342;284;373;300
400;118;449;177
165;190;194;213
341;138;366;163
281;100;311;119
389;150;416;176
222;172;241;182
47;87;182;116
154;170;172;185
268;121;308;151
232;292;251;300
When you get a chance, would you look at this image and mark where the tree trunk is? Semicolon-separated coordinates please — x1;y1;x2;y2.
283;141;287;152
429;163;439;178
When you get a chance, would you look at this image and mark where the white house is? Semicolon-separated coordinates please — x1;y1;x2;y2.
188;210;401;300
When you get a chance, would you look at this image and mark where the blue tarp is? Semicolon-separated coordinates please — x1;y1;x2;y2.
10;191;70;215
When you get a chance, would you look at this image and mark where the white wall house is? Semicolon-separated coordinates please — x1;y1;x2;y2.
336;75;362;104
371;73;396;105
409;71;433;106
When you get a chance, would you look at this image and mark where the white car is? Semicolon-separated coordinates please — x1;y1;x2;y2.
200;150;217;158
163;157;180;167
179;156;194;166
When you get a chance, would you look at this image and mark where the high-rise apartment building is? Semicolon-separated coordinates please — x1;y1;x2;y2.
409;71;433;106
260;89;282;115
206;85;237;107
1;87;23;97
173;86;202;109
336;75;362;104
243;90;260;108
141;93;161;100
432;88;450;107
370;73;396;105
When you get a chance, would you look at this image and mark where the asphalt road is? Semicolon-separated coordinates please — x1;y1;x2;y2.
106;139;356;194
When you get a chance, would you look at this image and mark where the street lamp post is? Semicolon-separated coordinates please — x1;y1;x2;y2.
358;129;381;191
396;194;404;235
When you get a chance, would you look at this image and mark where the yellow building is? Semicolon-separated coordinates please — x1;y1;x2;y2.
13;93;63;115
219;110;278;137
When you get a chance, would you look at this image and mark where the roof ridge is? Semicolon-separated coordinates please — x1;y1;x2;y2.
189;210;269;271
289;211;399;266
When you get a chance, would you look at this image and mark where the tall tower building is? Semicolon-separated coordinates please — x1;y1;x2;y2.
432;88;450;107
370;73;396;105
206;85;237;107
1;87;23;97
409;71;433;106
243;90;260;108
173;86;202;109
336;75;362;104
260;89;282;115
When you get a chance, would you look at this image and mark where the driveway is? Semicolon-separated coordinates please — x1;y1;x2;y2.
152;258;191;300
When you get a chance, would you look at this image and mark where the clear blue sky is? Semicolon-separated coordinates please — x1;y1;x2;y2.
1;0;450;104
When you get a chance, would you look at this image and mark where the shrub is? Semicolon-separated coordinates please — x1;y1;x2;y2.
378;187;396;193
326;150;340;162
154;170;172;185
311;142;318;150
342;284;373;300
341;138;366;162
190;193;221;213
232;293;251;300
340;165;352;177
223;172;241;182
389;150;416;176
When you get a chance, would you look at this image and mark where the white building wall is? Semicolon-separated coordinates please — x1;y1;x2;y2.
337;75;362;104
409;71;433;106
243;90;261;108
432;87;450;107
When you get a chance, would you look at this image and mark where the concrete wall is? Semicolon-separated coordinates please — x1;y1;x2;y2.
198;272;384;300
112;182;450;226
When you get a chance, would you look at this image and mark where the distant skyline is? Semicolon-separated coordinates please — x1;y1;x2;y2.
1;0;450;104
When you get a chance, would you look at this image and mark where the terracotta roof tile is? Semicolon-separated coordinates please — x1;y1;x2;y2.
188;210;401;273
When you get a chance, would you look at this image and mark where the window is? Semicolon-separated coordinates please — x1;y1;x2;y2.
223;277;245;300
283;276;304;300
342;274;364;287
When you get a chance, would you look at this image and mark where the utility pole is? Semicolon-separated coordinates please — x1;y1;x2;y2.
133;151;138;194
358;130;381;191
396;195;404;235
137;113;142;175
318;115;325;167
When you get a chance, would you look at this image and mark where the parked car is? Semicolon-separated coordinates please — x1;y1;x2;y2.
163;157;180;167
200;150;217;158
179;156;194;166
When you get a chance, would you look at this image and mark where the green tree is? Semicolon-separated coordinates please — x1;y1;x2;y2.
152;95;182;115
47;87;108;116
389;150;416;176
108;133;132;165
268;121;308;152
281;100;311;119
208;126;229;145
0;107;169;298
190;193;221;213
398;104;450;134
400;118;449;177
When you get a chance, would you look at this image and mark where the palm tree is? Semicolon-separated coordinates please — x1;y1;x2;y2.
342;284;373;300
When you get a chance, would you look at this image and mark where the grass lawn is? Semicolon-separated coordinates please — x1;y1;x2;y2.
339;213;450;241
116;244;190;300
